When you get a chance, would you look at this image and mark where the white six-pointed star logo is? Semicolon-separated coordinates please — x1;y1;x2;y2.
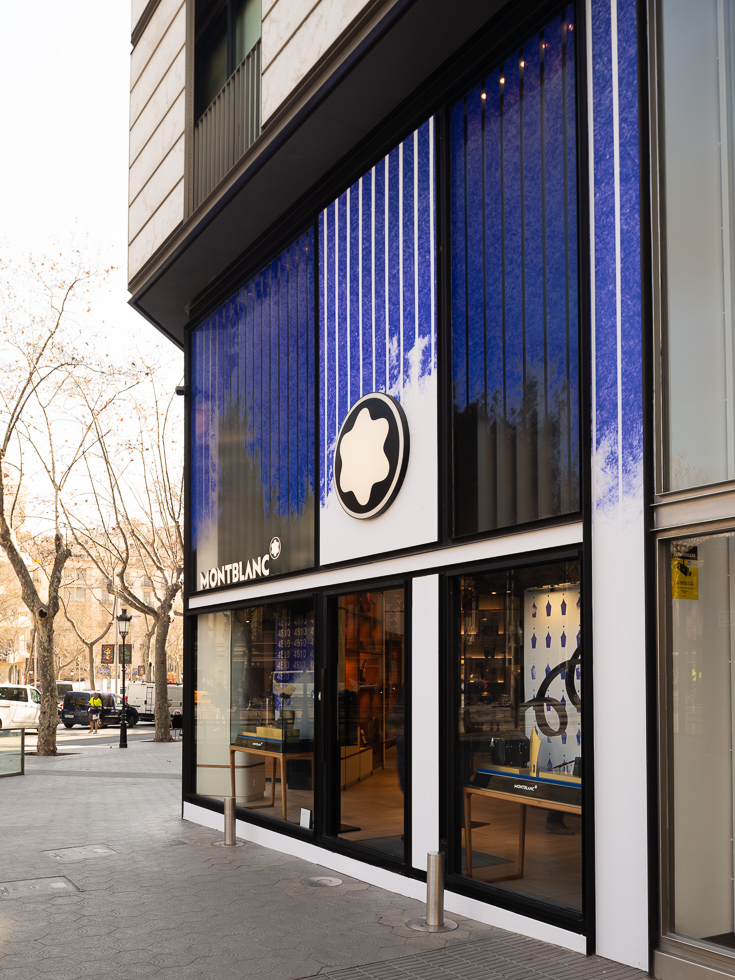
334;392;410;520
338;408;390;505
269;536;281;560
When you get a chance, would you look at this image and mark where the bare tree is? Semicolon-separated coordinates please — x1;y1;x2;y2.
67;373;183;741
0;254;131;754
60;590;114;687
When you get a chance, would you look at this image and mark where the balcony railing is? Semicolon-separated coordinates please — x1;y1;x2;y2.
193;39;261;210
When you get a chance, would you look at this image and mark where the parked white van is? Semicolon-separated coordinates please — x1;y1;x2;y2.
0;685;44;730
126;683;183;723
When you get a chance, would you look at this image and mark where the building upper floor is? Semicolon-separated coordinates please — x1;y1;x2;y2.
127;0;515;344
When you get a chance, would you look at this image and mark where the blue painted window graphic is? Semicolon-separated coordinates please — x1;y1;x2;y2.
450;8;580;536
318;119;436;507
191;230;316;584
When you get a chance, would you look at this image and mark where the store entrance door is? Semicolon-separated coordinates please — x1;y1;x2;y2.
326;586;407;864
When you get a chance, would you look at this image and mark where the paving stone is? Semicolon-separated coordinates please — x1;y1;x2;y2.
0;739;649;980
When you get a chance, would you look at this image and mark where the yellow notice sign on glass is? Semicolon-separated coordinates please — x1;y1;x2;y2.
672;558;699;600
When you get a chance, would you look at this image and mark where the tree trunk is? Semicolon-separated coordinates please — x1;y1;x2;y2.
153;599;174;742
36;618;57;756
87;644;94;689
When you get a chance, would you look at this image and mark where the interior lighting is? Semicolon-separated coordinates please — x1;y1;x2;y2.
481;91;487;100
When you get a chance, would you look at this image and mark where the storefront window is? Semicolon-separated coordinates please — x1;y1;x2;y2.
231;599;315;827
661;1;735;490
191;230;316;589
335;589;405;859
195;610;232;800
665;533;735;953
450;8;580;535
452;559;582;912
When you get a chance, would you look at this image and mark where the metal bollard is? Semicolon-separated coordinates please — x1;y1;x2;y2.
407;852;458;932
426;852;445;927
224;797;236;845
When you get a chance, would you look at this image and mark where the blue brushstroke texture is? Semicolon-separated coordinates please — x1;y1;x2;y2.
592;0;620;503
616;0;643;495
191;230;316;552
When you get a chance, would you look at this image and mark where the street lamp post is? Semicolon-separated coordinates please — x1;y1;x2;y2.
117;608;132;749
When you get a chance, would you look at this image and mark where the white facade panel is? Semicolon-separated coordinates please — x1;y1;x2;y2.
130;3;186;126
129;90;185;199
410;575;439;873
129;47;185;164
131;0;186;90
131;0;150;33
128;179;185;280
261;0;318;72
261;0;368;121
128;134;185;241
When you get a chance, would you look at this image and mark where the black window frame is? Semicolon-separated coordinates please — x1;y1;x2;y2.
195;0;260;121
441;543;592;935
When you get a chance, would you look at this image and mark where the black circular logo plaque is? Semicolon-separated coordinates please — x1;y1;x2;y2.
334;392;410;520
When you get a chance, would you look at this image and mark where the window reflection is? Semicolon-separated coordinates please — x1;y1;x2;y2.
667;534;735;953
230;601;315;827
336;589;405;860
455;561;582;912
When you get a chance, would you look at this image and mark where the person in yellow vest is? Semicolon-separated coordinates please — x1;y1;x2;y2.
88;693;102;734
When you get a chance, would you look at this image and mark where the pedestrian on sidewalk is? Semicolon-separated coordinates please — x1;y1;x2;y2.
88;693;102;734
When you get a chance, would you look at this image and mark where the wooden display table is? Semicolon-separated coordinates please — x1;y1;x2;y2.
463;768;581;881
229;743;314;821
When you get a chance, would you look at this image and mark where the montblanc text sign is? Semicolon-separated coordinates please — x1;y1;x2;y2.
199;537;281;591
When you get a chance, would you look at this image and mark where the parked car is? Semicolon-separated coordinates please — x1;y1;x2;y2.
60;691;139;729
0;684;45;730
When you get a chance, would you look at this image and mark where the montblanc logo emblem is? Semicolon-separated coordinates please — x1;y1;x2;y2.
334;392;409;520
269;537;281;560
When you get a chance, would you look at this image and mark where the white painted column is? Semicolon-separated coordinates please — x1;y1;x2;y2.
410;574;439;872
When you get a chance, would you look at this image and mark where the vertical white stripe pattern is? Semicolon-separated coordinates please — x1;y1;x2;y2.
334;199;339;438
586;0;596;498
429;115;435;368
385;155;389;388
611;0;623;514
371;167;376;392
346;185;351;409
358;178;363;398
399;141;404;391
414;129;419;347
323;213;328;488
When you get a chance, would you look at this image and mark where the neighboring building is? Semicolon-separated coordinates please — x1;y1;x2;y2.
127;2;734;977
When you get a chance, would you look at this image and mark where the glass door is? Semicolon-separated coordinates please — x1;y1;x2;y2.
329;587;406;862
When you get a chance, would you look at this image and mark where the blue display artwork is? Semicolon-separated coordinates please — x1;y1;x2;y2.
592;0;643;511
561;598;567;615
192;231;316;584
524;585;581;772
319;120;436;508
546;600;552;617
450;5;579;536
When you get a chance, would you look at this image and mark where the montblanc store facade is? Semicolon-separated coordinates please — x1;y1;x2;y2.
128;0;735;975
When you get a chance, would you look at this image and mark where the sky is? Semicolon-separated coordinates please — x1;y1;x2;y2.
0;0;180;368
0;1;182;540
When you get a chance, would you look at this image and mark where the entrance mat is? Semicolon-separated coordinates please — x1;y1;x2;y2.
353;836;404;857
704;933;735;950
461;851;509;870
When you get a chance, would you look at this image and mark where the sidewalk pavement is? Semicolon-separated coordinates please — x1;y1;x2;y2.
0;735;649;980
